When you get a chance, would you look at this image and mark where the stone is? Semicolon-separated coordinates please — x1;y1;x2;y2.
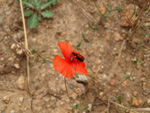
132;97;140;107
99;4;106;15
133;91;138;97
11;43;16;50
75;74;88;83
16;76;26;90
14;64;20;69
43;96;50;102
147;99;150;104
19;97;24;102
16;49;23;55
87;104;92;112
10;110;15;113
99;92;104;97
2;95;10;104
102;74;107;80
110;79;117;86
96;59;101;65
68;79;86;96
114;32;123;41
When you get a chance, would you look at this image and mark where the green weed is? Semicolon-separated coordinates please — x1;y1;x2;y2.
20;0;60;29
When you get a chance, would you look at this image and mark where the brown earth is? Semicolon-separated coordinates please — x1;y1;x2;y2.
0;0;150;113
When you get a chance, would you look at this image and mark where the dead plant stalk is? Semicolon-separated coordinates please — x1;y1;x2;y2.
19;0;30;86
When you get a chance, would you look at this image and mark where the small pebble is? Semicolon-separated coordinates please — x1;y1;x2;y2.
87;104;92;111
16;76;26;90
14;64;20;69
99;92;104;97
11;43;16;50
140;77;146;82
2;95;10;104
75;74;88;83
10;110;15;113
147;99;150;104
96;59;101;65
19;97;24;102
133;91;138;97
102;74;107;80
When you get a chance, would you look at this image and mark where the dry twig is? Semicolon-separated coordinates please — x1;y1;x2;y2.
111;101;150;112
19;0;30;87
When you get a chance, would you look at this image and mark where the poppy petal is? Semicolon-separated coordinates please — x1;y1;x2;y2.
58;41;73;60
53;55;76;78
74;62;88;76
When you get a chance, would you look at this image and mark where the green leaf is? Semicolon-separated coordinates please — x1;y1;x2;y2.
48;0;60;5
40;1;53;10
22;1;34;9
132;2;136;17
33;0;41;10
82;32;85;38
105;11;110;17
146;6;149;11
114;7;124;13
82;106;89;111
88;23;99;30
117;96;122;103
77;41;82;47
84;38;89;43
70;104;78;111
40;50;46;53
123;74;131;79
97;12;102;16
105;4;111;10
28;14;39;29
38;16;42;21
34;45;36;50
121;109;126;113
75;73;79;78
132;60;141;66
144;34;150;36
41;10;54;18
24;10;32;17
130;97;133;106
102;16;107;22
137;44;144;48
137;61;141;66
82;32;89;43
1;18;6;25
80;101;84;106
42;59;47;64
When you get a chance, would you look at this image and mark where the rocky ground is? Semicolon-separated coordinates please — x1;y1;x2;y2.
0;0;150;113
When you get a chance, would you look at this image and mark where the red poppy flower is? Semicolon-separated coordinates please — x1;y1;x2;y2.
53;41;88;78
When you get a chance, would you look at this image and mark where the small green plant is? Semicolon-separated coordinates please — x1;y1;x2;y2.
21;0;60;29
70;101;89;112
88;23;98;30
121;97;133;112
99;4;111;22
30;45;47;63
123;74;131;79
132;60;141;67
114;7;124;13
117;96;122;103
82;32;89;43
76;32;89;50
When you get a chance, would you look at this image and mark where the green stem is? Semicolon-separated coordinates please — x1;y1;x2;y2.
64;78;71;102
